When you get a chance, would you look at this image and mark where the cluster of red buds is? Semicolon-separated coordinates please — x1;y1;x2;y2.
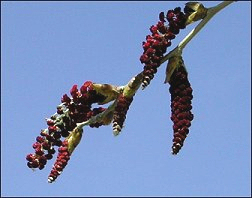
112;72;143;136
166;56;193;155
48;139;71;183
140;7;187;89
112;93;133;135
26;81;113;182
48;127;83;183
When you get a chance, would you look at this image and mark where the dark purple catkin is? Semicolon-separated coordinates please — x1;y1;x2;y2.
47;139;71;183
112;94;133;135
169;65;193;155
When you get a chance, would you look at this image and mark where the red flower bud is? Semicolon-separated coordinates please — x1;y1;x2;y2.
36;136;44;143
61;94;71;104
26;154;34;162
159;12;166;22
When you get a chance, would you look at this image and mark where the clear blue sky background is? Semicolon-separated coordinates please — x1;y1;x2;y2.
1;1;251;196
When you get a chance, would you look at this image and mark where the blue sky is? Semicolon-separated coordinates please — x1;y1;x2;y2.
1;1;251;196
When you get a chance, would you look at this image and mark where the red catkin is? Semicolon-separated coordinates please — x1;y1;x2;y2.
169;66;193;155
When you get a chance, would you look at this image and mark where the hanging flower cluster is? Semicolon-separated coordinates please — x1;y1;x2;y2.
112;72;143;135
26;81;115;182
47;139;71;183
166;56;194;155
140;7;187;89
112;93;134;136
48;127;83;183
